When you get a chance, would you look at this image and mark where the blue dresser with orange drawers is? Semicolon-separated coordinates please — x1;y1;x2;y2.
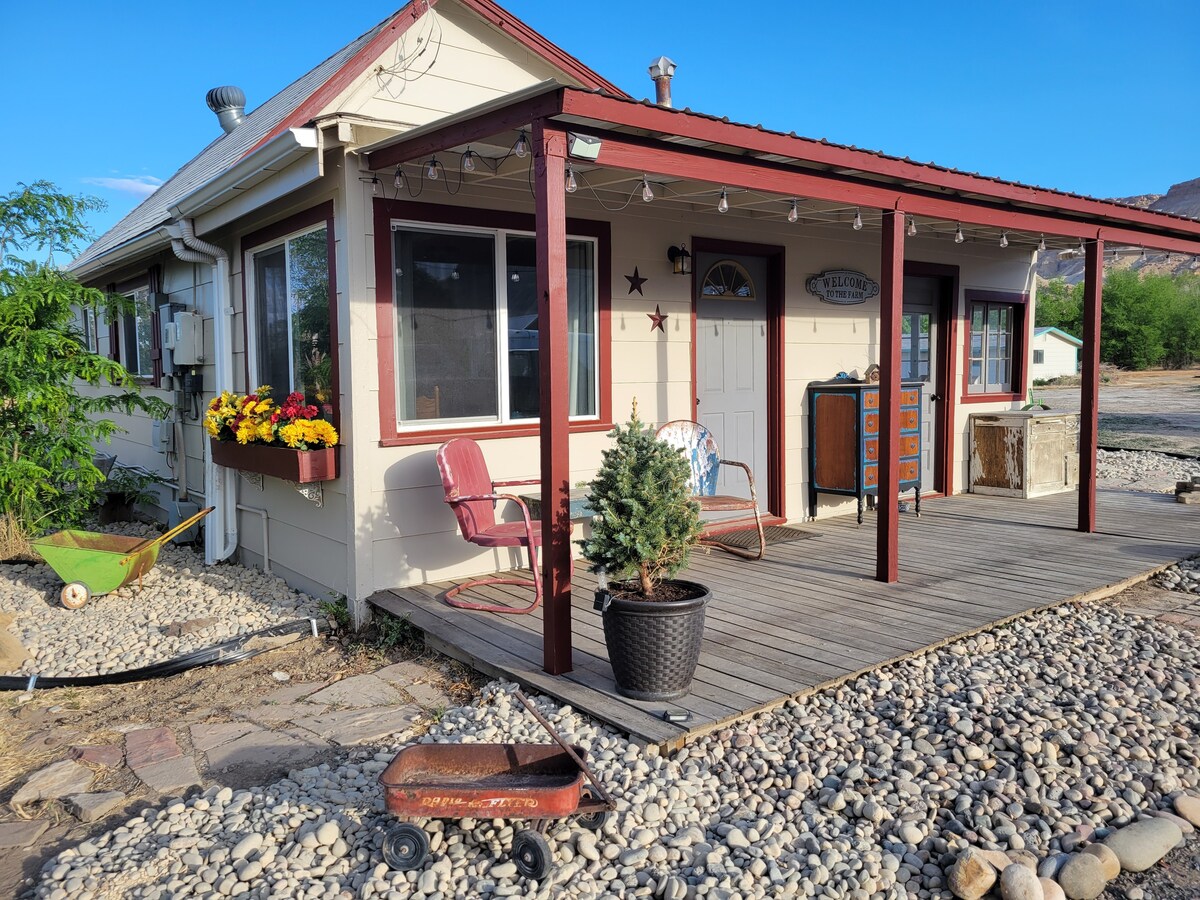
807;382;922;523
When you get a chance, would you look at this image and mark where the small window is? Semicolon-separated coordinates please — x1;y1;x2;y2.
249;226;332;412
1033;349;1045;365
120;288;155;379
77;306;99;354
968;301;1014;394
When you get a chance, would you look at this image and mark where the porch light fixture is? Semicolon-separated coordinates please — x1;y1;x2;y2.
462;148;477;173
565;164;578;193
954;223;964;244
566;133;603;160
667;244;692;276
717;189;729;214
1000;231;1009;248
641;176;655;202
852;208;862;231
514;131;529;158
907;217;917;237
359;174;381;194
788;199;799;223
426;158;439;181
1039;234;1047;251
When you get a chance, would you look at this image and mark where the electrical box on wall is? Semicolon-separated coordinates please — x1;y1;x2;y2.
151;419;175;454
163;311;204;366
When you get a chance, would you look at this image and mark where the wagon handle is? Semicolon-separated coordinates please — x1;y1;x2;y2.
512;689;615;809
119;506;215;565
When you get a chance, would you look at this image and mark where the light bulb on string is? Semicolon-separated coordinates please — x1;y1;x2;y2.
514;132;529;158
954;223;964;244
907;217;917;237
788;199;799;224
1000;232;1009;248
852;208;862;231
1038;235;1046;251
717;189;729;214
426;158;439;181
641;176;654;203
462;150;476;173
393;168;404;190
565;164;577;194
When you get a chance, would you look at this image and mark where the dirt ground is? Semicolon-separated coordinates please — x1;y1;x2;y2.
0;631;482;898
1035;368;1200;457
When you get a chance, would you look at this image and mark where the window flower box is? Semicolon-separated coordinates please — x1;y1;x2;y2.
209;439;339;484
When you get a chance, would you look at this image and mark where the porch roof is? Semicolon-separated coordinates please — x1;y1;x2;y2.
364;83;1200;254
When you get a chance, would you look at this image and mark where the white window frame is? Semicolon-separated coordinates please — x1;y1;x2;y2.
389;218;600;432
968;301;1015;395
244;223;328;397
120;287;154;379
77;305;99;354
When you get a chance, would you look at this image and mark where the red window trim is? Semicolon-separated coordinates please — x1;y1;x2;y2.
239;201;339;431
372;198;613;446
960;288;1030;404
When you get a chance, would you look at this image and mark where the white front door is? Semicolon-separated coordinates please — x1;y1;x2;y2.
695;253;769;505
901;275;939;492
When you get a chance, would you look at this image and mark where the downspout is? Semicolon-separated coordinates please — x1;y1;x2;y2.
167;222;238;564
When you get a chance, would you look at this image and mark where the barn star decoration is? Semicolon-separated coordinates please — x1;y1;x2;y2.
624;266;648;295
648;304;668;332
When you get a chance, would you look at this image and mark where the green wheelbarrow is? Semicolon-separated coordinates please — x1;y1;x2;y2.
31;507;214;609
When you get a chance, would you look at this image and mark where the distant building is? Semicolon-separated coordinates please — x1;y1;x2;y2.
1032;327;1083;380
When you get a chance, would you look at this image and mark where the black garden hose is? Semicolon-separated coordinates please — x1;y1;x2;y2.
0;617;328;692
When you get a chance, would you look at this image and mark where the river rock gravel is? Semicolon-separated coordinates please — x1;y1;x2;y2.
1096;448;1200;493
1156;556;1200;596
27;601;1200;899
1;522;324;679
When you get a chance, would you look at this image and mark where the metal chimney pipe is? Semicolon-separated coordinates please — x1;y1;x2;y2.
648;56;677;108
206;86;246;134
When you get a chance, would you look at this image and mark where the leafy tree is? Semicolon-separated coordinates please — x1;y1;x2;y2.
1034;278;1082;336
579;403;702;598
0;181;170;534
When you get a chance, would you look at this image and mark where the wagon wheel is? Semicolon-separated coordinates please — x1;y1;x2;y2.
511;829;552;880
382;823;429;871
60;582;91;610
576;787;611;831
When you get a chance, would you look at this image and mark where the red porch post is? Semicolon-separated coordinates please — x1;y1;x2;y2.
533;121;573;674
1078;237;1104;533
877;209;906;582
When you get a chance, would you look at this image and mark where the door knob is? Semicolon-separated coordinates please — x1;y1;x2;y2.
930;394;943;401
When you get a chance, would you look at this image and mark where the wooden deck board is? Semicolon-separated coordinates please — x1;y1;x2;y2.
370;489;1200;749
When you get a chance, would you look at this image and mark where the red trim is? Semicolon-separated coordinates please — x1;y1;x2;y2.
691;237;786;520
559;90;1200;246
1079;240;1104;533
960;289;1030;404
371;197;613;446
876;210;905;584
239;201;339;429
248;0;625;161
904;261;958;495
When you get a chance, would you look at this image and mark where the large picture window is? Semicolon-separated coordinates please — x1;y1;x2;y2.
392;223;597;428
963;290;1027;398
248;225;332;412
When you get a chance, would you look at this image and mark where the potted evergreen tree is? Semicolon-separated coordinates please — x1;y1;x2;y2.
580;403;708;701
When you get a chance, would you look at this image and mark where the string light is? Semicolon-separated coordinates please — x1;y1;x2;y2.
852;208;862;231
1140;247;1147;261
717;189;729;214
907;217;917;237
954;223;964;244
1000;231;1009;248
514;131;529;159
565;164;577;194
426;158;439;181
462;149;476;173
393;168;404;189
788;199;799;224
1038;235;1046;251
641;176;654;203
369;176;379;194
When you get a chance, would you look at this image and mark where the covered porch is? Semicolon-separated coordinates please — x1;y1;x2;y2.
370;488;1200;749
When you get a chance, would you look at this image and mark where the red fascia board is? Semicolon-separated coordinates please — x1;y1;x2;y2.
587;130;1200;253
244;4;428;158
559;90;1200;242
458;0;628;97
367;91;564;171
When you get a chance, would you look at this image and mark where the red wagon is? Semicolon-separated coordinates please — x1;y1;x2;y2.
378;690;614;878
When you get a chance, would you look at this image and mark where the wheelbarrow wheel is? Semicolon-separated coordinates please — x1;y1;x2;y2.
60;582;91;610
382;823;429;871
511;829;551;880
576;787;611;831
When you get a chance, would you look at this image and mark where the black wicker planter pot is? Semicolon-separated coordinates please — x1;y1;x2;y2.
600;580;710;701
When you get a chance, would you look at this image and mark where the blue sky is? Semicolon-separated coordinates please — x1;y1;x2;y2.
5;1;1197;240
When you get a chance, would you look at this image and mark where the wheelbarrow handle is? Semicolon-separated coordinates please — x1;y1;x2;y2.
119;506;216;565
512;689;616;810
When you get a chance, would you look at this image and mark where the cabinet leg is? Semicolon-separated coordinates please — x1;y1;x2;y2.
857;496;864;525
915;489;922;517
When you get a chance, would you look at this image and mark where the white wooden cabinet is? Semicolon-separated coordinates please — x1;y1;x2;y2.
968;411;1080;498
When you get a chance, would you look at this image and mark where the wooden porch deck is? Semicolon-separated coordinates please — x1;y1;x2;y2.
369;489;1200;749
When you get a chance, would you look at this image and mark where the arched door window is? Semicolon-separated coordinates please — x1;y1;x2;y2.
700;259;756;300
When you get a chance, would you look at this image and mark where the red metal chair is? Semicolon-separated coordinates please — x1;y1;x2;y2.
435;438;546;614
656;420;766;560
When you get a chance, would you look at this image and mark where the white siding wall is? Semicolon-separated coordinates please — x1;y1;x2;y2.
1031;333;1081;380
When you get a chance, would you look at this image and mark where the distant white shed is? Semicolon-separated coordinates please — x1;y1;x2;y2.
1031;327;1083;380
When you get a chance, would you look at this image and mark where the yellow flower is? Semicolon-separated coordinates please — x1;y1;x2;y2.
203;418;219;437
279;423;304;448
256;421;275;443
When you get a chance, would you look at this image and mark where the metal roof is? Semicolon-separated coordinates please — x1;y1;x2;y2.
1035;327;1084;345
68;14;393;274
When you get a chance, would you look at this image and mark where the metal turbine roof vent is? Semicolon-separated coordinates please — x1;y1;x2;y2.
206;86;247;134
648;56;676;108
